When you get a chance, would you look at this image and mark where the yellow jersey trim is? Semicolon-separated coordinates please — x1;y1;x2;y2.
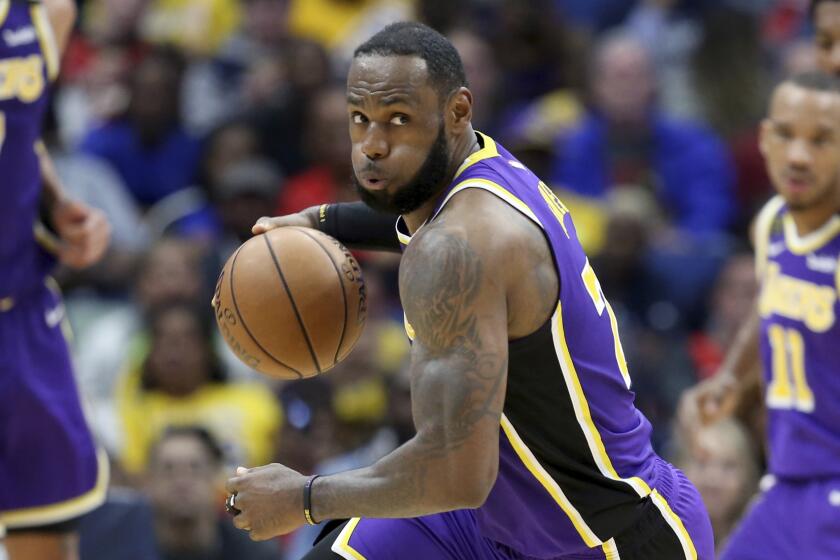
650;489;698;560
551;301;650;498
500;414;602;547
1;448;109;528
403;313;416;341
0;0;10;31
602;538;621;559
435;178;543;226
453;131;499;180
396;227;412;246
397;176;543;246
783;213;840;256
331;517;367;560
753;195;785;278
552;301;698;557
30;3;59;81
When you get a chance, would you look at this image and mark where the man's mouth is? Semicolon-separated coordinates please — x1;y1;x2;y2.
361;176;389;191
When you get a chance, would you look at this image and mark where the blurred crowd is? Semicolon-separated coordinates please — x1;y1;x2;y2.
38;0;820;557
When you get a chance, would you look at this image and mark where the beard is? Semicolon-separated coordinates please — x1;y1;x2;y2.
353;124;451;215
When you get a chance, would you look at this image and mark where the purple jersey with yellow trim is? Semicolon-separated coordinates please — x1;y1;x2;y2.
0;0;107;530
754;195;840;479
395;133;710;559
0;0;59;300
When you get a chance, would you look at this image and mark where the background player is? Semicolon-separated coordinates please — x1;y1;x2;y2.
229;22;714;559
682;72;840;559
0;0;111;558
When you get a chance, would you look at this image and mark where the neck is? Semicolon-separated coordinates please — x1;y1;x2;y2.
402;126;480;233
155;512;217;554
788;194;840;236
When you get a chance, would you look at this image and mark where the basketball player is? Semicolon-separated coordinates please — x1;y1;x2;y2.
682;72;840;559
0;0;111;558
228;22;714;559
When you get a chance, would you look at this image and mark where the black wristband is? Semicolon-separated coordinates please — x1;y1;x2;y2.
315;202;401;252
303;474;322;525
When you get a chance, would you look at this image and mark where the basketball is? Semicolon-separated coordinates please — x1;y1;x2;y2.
212;227;367;379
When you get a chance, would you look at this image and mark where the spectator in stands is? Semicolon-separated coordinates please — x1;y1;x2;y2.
275;85;357;215
689;253;758;381
139;0;241;56
678;419;761;553
80;47;201;209
78;488;161;560
74;239;206;454
117;302;282;475
551;32;736;236
207;157;284;266
146;426;280;560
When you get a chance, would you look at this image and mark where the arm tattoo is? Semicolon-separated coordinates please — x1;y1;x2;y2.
402;232;482;352
401;228;507;451
310;226;510;520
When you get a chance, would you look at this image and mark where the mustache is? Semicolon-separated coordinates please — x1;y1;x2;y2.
360;162;383;174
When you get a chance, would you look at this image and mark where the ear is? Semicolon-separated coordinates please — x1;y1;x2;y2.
758;118;771;157
446;87;473;132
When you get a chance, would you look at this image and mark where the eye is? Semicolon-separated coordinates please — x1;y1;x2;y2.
817;36;833;51
775;127;792;141
813;134;831;147
352;112;368;125
390;114;409;126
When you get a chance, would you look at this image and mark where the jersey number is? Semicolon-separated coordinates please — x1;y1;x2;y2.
581;259;632;389
766;325;814;412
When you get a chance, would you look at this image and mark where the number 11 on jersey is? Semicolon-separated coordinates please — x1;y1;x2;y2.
767;325;814;413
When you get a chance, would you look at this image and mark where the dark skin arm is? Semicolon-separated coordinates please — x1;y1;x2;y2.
226;190;560;541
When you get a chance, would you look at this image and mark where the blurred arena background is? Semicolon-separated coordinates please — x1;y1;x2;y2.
2;0;815;557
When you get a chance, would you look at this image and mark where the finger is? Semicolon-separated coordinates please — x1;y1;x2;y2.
225;476;241;494
252;217;277;234
59;222;89;244
232;512;251;530
250;528;271;542
237;466;249;475
56;199;90;222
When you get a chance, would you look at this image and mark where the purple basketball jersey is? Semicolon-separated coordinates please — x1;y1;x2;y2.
0;0;58;300
395;133;710;559
754;196;840;479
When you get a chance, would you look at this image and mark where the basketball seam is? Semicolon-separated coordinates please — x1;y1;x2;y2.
298;228;349;366
262;233;323;375
229;245;304;379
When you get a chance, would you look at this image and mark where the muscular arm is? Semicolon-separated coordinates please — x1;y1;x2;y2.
309;224;508;520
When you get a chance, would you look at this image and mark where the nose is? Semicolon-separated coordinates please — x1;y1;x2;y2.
787;139;812;167
361;124;389;161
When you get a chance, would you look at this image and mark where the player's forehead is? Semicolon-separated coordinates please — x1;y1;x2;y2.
816;1;840;34
769;83;840;125
347;54;434;107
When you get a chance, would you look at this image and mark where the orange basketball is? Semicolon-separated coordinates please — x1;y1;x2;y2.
212;227;367;379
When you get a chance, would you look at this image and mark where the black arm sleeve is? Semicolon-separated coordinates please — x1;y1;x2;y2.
315;202;401;252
